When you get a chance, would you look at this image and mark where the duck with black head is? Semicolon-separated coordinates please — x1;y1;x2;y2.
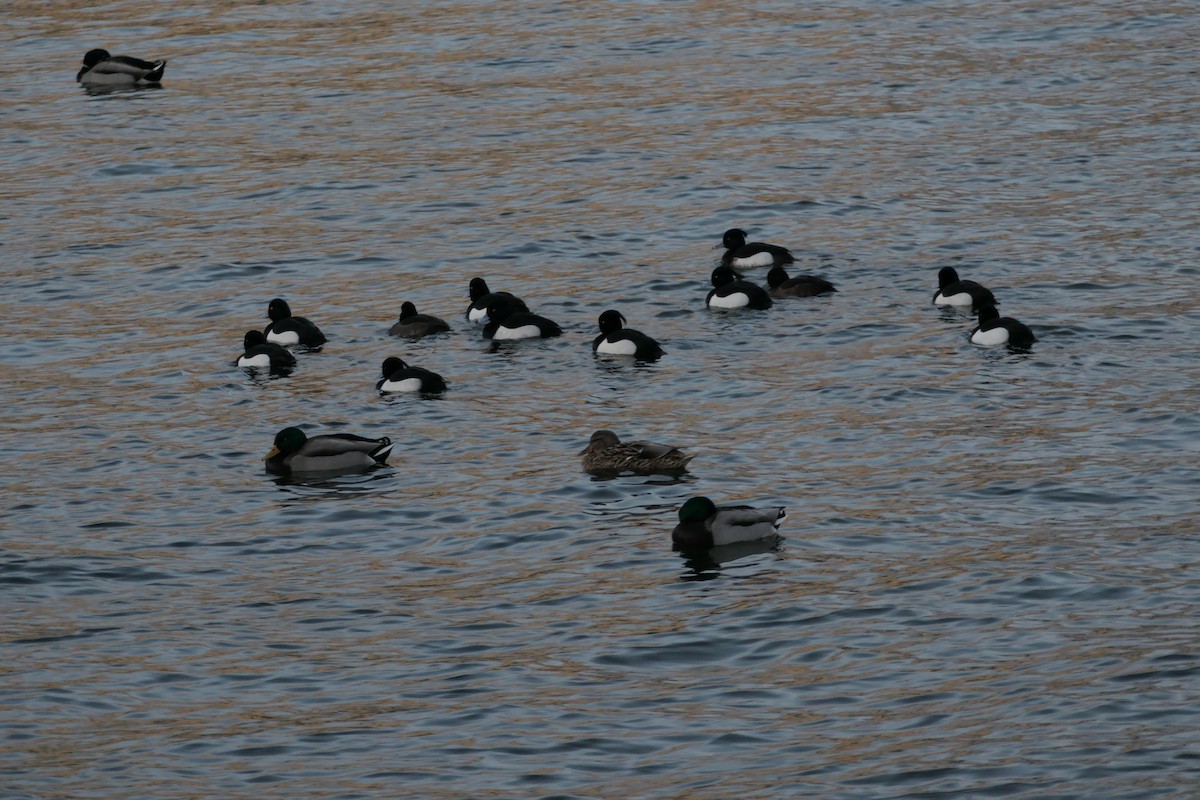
592;310;663;361
76;48;166;86
717;228;795;269
264;298;327;349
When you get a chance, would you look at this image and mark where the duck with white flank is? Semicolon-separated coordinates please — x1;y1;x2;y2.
970;304;1036;349
236;330;296;372
706;265;773;310
579;429;694;475
933;266;997;309
465;277;528;323
671;496;787;549
264;298;327;348
766;265;837;298
482;298;562;340
264;427;393;476
76;48;166;86
592;310;663;361
718;228;795;269
388;302;451;338
376;356;447;394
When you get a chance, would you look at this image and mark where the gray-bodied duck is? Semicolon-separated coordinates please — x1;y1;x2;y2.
76;48;166;86
671;496;787;549
265;427;393;476
579;429;694;474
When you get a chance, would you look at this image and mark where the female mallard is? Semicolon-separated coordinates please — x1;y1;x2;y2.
377;356;447;394
264;298;327;348
592;310;663;361
236;330;296;371
389;301;451;338
717;228;795;269
264;427;393;475
706;265;773;310
766;265;837;298
970;304;1036;349
465;277;528;323
579;429;693;474
932;266;997;309
671;496;787;548
76;49;166;86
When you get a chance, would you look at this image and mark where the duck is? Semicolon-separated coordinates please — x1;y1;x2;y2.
766;265;837;297
718;228;795;269
388;301;451;338
376;356;447;393
932;266;997;308
263;298;327;348
706;265;773;310
76;49;166;86
970;304;1036;349
236;330;297;371
592;310;663;361
482;298;562;340
579;429;694;474
264;427;393;476
671;496;787;549
465;277;529;323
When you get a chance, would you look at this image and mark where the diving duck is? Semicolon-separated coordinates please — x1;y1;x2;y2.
765;265;837;298
932;266;997;309
388;301;451;338
591;310;663;361
465;277;528;323
718;228;795;269
482;298;562;340
970;304;1036;349
706;265;773;310
376;356;447;393
264;298;327;348
236;330;296;371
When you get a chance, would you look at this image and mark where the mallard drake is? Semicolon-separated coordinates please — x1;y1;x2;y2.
264;427;393;475
592;310;663;361
717;228;794;269
970;304;1036;349
579;429;694;474
766;265;837;297
377;356;447;393
672;496;787;549
389;301;451;338
264;298;327;348
465;277;528;323
932;267;997;308
236;330;296;371
706;266;773;310
76;49;166;86
482;298;562;340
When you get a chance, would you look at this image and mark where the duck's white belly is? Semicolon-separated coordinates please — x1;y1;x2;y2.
493;324;540;340
380;377;424;393
708;292;750;309
596;338;638;355
971;326;1010;346
237;353;272;368
731;252;774;268
934;291;974;306
468;306;488;322
265;329;300;345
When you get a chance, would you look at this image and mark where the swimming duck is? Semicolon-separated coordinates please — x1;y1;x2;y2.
706;265;773;310
465;277;529;323
932;267;997;308
718;228;795;269
264;427;393;475
482;298;562;340
970;304;1036;349
765;265;837;297
388;301;451;338
76;49;166;86
376;356;447;393
592;310;663;361
264;298;327;348
671;496;788;549
579;429;694;474
236;330;297;371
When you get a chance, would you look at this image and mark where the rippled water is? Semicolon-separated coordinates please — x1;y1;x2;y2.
4;1;1200;797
